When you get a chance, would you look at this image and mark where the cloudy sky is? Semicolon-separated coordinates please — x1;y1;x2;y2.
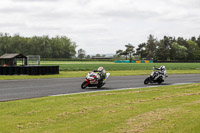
0;0;200;55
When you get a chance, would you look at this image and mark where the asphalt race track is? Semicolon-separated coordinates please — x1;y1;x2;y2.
0;74;200;102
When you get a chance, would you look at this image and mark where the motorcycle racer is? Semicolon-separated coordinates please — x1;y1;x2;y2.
153;65;167;79
144;65;168;84
81;68;110;89
93;67;106;84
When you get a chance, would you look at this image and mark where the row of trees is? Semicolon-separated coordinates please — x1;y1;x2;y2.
77;48;108;59
137;35;200;60
116;44;135;62
117;35;200;61
1;33;200;60
0;33;77;58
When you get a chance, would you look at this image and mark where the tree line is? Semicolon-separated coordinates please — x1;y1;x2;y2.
77;48;107;59
117;35;200;61
1;33;200;60
0;33;77;58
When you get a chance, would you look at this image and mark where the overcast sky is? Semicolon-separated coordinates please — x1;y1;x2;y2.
0;0;200;55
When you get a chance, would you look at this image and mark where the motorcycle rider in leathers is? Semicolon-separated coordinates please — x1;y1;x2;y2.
93;67;106;85
153;65;167;79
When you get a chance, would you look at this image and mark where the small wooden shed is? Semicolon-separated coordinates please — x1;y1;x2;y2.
0;53;27;66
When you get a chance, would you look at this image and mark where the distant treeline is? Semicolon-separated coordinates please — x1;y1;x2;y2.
42;58;114;62
136;35;200;60
1;33;200;60
0;33;77;58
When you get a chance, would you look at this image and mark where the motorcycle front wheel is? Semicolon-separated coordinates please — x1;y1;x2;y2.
144;77;150;84
81;81;88;89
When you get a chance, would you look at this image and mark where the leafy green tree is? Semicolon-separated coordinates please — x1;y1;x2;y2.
156;36;174;60
78;48;86;59
135;35;200;61
187;40;200;60
116;49;128;60
136;43;147;59
116;49;123;57
122;51;129;60
125;43;135;62
86;55;91;59
0;33;77;58
177;37;188;48
0;33;11;54
171;42;188;60
116;44;135;61
191;36;196;42
145;34;158;59
196;36;200;48
95;54;101;57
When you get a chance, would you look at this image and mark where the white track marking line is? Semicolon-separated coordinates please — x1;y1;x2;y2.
49;86;155;97
48;86;161;97
171;82;194;85
49;82;196;97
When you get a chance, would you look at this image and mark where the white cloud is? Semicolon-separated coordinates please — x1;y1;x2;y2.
0;0;200;54
12;0;60;2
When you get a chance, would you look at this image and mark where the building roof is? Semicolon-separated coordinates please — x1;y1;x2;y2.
0;53;27;59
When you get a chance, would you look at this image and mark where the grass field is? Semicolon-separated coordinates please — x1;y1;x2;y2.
0;61;199;80
0;83;200;133
0;70;200;80
41;61;200;71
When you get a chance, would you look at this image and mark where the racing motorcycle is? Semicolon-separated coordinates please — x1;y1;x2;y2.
144;66;167;85
81;71;110;89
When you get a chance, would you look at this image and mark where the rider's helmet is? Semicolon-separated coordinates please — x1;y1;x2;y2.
98;67;105;74
160;65;166;71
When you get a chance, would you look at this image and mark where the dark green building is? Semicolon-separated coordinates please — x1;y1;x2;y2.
0;53;27;66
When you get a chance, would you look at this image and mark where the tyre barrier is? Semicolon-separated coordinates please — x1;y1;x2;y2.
114;60;153;63
0;66;59;75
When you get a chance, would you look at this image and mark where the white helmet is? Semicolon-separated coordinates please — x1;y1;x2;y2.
160;65;166;71
98;67;104;73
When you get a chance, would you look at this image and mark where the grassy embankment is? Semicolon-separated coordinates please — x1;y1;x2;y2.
0;61;200;80
0;83;200;132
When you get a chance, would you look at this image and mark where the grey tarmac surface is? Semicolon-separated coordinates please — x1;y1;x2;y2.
0;74;200;101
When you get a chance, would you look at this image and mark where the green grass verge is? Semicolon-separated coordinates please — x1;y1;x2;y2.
2;61;200;80
0;83;200;132
41;61;200;71
0;70;200;80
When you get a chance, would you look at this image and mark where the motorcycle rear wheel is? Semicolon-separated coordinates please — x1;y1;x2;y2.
144;77;150;84
81;81;88;89
157;77;163;84
97;83;105;88
158;80;163;84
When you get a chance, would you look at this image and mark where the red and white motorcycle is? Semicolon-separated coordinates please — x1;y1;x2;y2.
81;71;110;89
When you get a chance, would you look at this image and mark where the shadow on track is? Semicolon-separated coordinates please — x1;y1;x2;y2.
144;82;172;86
